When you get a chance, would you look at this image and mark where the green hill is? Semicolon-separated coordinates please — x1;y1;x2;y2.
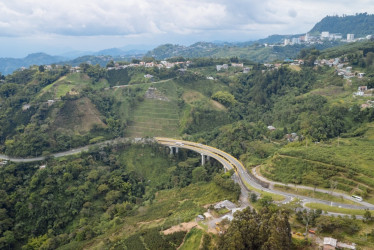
1;41;374;248
309;13;374;37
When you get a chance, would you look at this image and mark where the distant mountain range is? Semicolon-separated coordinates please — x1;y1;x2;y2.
1;13;373;75
0;53;65;75
0;49;147;75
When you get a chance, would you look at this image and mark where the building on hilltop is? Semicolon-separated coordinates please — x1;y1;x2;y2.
347;34;355;42
321;31;330;39
216;64;228;71
292;38;300;44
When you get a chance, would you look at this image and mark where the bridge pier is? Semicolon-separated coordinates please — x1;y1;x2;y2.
201;153;205;166
169;146;179;155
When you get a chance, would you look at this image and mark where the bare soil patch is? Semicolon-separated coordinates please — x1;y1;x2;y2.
162;222;201;235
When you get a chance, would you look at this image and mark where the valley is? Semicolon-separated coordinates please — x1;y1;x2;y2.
1;25;374;249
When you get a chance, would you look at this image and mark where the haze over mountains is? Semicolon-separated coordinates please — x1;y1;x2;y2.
1;13;373;75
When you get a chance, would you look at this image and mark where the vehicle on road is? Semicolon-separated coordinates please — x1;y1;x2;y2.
352;195;363;202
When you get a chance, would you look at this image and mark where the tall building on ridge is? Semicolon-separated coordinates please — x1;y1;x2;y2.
321;31;330;39
347;34;355;41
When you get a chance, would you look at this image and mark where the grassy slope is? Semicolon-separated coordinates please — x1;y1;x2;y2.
262;124;374;202
52;97;106;134
125;76;230;138
37;73;109;101
125;80;180;138
260;62;374;203
63;182;237;249
179;228;203;250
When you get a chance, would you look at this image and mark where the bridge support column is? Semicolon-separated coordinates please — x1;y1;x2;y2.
201;153;205;166
206;156;210;161
175;147;179;154
169;146;174;155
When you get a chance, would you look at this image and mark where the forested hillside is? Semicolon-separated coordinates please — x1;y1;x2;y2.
1;39;374;249
310;13;374;37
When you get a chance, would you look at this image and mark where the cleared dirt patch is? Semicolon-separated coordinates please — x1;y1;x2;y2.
162;222;200;235
210;100;227;111
289;65;301;71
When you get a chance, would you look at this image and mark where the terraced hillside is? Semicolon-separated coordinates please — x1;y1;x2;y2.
125;82;180;138
126;99;180;138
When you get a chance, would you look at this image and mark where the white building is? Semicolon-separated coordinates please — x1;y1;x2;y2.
216;64;228;71
284;39;291;46
330;33;342;40
347;34;355;42
292;38;300;44
305;33;309;42
321;31;330;39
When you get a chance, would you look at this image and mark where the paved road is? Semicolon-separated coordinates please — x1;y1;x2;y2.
1;136;373;213
105;79;173;90
252;166;374;208
0;137;132;163
155;137;374;211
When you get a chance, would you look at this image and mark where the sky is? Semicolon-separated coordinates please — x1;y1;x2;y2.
0;0;374;58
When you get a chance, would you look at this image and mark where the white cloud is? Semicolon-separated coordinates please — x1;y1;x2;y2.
1;0;374;56
1;0;374;38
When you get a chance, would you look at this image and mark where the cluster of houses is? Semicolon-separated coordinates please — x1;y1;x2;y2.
314;58;367;80
196;200;244;223
107;60;190;71
22;99;58;112
67;60;192;73
354;86;374;99
216;63;251;74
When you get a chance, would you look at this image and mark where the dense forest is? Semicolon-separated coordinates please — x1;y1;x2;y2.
0;142;239;249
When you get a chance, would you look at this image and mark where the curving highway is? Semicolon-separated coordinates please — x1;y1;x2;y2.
155;137;374;211
1;136;374;212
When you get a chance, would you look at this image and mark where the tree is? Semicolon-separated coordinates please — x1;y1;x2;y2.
329;180;338;195
0;230;15;249
218;208;292;250
192;166;208;183
364;209;372;223
258;195;273;208
302;172;323;192
106;60;115;68
211;91;237;107
38;65;45;72
250;193;258;203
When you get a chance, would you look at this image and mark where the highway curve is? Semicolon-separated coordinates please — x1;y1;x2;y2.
155;137;374;211
1;136;373;212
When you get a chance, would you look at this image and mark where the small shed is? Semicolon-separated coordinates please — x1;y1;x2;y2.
196;214;205;221
214;200;237;210
267;125;276;131
323;237;337;250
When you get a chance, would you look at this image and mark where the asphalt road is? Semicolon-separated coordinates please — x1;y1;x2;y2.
1;136;373;212
0;137;132;162
155;137;374;211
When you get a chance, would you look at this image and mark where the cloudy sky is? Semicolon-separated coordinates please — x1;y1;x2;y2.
0;0;373;57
